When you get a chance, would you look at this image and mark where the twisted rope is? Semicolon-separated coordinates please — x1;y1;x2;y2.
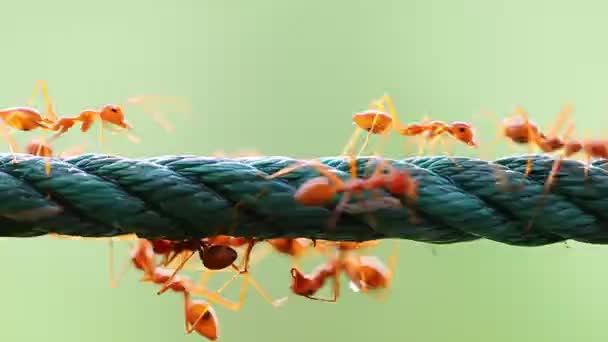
0;153;606;246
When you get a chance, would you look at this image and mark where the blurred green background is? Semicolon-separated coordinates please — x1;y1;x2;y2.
1;0;608;341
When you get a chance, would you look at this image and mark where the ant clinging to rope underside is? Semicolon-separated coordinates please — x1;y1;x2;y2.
267;155;418;231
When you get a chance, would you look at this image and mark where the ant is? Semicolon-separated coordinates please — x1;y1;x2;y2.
267;156;417;229
482;104;573;175
122;239;220;340
290;240;399;302
344;94;477;157
0;81;62;172
20;80;192;151
149;238;284;312
526;123;608;231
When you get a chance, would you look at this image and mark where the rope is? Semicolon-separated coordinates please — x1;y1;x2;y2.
0;152;606;246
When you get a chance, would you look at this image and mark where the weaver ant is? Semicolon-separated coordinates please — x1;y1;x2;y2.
344;94;477;156
120;239;220;340
150;238;284;312
267;156;417;229
290;240;399;302
482;104;573;175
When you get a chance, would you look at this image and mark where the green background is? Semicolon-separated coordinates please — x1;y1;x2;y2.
1;0;607;341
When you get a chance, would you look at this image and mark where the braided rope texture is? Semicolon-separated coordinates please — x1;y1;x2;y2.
0;153;606;246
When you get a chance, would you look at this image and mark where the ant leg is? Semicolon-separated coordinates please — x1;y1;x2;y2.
545;104;573;139
157;250;196;295
544;155;564;193
23;81;56;172
584;154;591;180
342;127;364;156
386;240;400;288
371;131;391;158
126;96;176;133
379;94;405;130
236;241;287;306
99;121;108;153
0;123;18;163
306;267;341;302
513;106;538;176
266;161;313;179
193;267;284;311
106;123;141;143
357;96;391;157
431;135;460;167
28;80;57;121
108;239;134;288
328;191;351;229
298;161;348;189
417;134;428;156
269;160;347;191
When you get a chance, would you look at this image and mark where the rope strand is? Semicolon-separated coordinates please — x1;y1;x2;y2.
0;153;606;245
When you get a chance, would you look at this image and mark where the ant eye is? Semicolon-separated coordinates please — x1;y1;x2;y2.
111;107;118;113
458;127;466;133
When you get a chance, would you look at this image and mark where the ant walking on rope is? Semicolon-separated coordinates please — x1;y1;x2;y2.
344;94;477;158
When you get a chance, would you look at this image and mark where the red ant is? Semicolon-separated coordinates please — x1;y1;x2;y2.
344;94;477;156
267;156;417;229
482;104;573;175
289;240;399;302
122;239;220;340
148;238;284;312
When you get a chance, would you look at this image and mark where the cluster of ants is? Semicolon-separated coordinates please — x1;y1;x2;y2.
105;236;397;340
9;85;608;340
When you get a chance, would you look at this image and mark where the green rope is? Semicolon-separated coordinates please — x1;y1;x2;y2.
0;153;605;246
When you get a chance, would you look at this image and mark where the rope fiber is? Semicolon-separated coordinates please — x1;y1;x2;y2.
0;152;607;246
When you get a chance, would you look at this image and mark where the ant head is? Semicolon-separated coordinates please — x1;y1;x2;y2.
100;104;132;129
201;245;238;270
294;177;337;206
449;122;477;147
290;268;315;296
187;300;219;340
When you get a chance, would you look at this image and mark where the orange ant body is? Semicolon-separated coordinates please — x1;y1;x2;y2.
266;238;313;258
185;296;219;340
49;104;132;137
0;107;53;132
268;158;417;228
289;251;395;302
346;95;477;155
289;239;398;301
